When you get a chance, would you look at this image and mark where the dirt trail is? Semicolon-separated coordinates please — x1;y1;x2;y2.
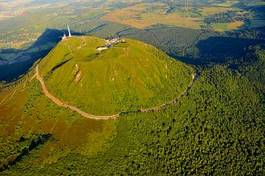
139;73;197;113
35;65;197;120
35;66;119;120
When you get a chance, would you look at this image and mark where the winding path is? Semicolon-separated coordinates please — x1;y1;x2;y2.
138;72;197;113
35;66;119;120
35;65;197;120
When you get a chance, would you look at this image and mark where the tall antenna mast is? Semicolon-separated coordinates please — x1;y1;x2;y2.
184;0;188;17
67;25;72;37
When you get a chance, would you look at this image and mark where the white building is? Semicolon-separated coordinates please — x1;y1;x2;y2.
62;25;72;40
96;46;109;52
67;25;72;37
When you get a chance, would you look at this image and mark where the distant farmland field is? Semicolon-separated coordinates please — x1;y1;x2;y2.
102;2;245;31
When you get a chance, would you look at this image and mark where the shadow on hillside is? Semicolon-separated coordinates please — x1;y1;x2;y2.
195;35;265;64
1;23;264;83
0;28;82;82
115;24;265;65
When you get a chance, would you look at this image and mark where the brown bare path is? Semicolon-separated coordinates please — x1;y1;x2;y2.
139;73;197;113
35;66;119;120
35;65;197;120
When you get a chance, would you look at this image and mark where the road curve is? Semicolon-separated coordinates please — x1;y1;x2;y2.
35;65;197;120
35;66;119;120
139;73;197;113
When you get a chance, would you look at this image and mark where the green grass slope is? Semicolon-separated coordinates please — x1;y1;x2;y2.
39;36;194;115
2;54;265;175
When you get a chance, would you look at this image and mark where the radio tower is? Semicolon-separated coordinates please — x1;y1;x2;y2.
67;25;72;37
184;0;188;17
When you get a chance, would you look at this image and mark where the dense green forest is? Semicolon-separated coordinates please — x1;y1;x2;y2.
2;49;265;175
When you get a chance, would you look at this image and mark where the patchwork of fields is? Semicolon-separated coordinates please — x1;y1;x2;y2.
0;0;264;49
102;2;246;31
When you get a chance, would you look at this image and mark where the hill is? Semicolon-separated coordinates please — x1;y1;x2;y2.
1;37;265;175
38;36;194;115
1;49;265;175
0;35;194;172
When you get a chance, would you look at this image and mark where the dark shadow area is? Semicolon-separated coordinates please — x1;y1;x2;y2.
0;134;52;172
87;2;265;66
111;24;218;65
50;58;72;73
0;28;82;82
196;35;265;64
115;24;265;65
234;1;265;30
193;0;265;65
0;29;63;82
1;14;264;83
117;25;204;55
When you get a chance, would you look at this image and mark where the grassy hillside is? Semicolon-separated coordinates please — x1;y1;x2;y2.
39;36;194;115
0;73;116;172
1;50;265;175
0;36;193;172
1;41;265;175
